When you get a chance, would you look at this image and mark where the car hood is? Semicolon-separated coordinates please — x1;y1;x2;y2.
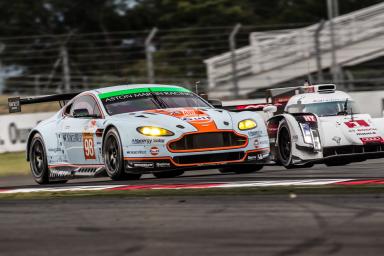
319;114;384;146
111;107;235;133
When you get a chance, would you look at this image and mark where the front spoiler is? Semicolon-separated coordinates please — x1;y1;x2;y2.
295;151;384;165
124;148;270;174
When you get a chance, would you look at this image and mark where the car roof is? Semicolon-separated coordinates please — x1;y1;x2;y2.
90;84;189;94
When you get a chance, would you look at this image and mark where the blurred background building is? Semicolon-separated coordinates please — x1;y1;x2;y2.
0;0;383;114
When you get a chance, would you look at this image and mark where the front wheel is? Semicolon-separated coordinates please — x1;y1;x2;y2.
276;120;294;169
103;128;141;181
219;165;263;174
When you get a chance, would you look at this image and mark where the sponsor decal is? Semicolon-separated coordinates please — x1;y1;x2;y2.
126;150;147;155
150;147;159;156
254;138;259;147
156;162;171;168
332;136;341;145
133;162;154;168
303;115;316;122
248;130;263;137
182;116;211;122
82;133;96;160
131;138;165;144
344;120;370;128
360;137;384;144
62;133;82;143
247;155;257;160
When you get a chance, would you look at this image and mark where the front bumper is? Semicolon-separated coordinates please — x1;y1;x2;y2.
124;148;270;173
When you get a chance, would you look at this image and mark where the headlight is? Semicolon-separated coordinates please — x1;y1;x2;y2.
238;119;257;130
137;126;174;136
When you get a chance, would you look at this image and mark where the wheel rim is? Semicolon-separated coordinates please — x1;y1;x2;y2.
105;135;120;173
279;127;291;161
31;140;45;177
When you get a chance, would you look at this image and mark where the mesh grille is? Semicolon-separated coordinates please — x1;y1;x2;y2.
169;132;247;151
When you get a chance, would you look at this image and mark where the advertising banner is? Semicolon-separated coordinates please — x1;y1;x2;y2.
0;112;55;153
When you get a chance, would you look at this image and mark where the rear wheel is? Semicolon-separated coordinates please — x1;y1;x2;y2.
219;165;263;174
29;134;49;184
103;128;141;181
153;170;184;178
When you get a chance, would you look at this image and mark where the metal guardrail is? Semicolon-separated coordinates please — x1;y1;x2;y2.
205;2;384;89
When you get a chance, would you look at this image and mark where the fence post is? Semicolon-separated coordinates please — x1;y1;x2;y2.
327;0;340;83
314;20;325;83
0;43;5;94
229;23;242;98
145;27;158;84
60;45;71;92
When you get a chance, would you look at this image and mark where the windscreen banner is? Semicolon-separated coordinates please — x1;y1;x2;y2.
0;112;55;153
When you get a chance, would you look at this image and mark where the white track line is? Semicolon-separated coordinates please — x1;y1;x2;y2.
0;179;355;194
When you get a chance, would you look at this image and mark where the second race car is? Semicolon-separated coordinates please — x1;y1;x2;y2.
9;84;270;184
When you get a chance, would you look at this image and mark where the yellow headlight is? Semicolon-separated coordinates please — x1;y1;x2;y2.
137;126;174;136
238;119;257;130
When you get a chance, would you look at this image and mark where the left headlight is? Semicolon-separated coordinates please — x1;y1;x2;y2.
238;119;257;130
137;126;174;136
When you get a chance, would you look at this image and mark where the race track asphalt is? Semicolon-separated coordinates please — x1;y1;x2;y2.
1;158;384;189
0;159;383;255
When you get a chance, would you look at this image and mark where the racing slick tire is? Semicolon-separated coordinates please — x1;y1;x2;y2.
153;170;185;178
276;120;295;169
29;133;68;184
103;128;142;181
219;164;263;174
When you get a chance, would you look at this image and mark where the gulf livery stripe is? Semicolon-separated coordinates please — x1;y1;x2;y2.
3;178;384;194
98;86;190;99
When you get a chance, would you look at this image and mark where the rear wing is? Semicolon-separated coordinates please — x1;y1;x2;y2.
223;84;336;115
222;103;270;112
8;92;80;113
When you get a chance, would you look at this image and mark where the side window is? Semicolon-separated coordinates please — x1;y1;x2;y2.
70;96;101;117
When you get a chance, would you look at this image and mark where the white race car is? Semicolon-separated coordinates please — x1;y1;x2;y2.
8;84;270;184
231;84;384;168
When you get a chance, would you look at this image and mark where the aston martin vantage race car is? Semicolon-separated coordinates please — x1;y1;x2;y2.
8;84;269;184
229;84;384;168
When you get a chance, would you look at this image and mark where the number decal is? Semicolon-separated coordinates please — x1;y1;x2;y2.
83;133;96;160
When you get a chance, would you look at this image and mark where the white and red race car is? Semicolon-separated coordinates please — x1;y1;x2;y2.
230;84;384;168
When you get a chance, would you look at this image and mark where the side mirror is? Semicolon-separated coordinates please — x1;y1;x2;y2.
73;108;91;118
208;99;223;108
263;105;277;113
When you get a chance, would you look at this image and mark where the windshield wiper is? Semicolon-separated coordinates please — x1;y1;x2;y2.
148;88;167;108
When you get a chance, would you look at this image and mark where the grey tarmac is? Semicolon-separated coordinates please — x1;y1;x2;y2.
0;159;384;255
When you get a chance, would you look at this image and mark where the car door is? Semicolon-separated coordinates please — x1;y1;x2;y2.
59;95;104;165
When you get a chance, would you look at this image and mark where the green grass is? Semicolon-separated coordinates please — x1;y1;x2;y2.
0;152;29;177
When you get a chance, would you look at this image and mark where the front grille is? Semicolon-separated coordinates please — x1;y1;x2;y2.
173;151;245;165
169;132;247;151
323;143;384;157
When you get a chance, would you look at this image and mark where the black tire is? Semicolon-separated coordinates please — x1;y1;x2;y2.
153;170;184;178
219;165;263;174
103;128;141;181
276;120;294;169
29;133;69;184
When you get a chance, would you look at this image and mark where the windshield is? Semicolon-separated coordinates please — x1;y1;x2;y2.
100;90;211;115
286;100;360;117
